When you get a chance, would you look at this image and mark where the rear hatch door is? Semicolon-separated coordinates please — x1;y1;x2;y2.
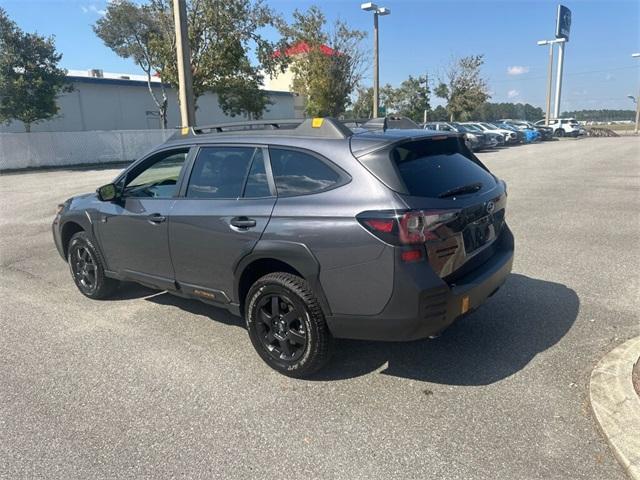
354;134;507;280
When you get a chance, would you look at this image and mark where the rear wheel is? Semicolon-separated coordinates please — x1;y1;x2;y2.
245;272;332;378
68;231;119;299
555;128;564;137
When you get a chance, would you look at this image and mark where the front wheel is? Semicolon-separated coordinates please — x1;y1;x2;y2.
67;231;119;299
245;272;332;378
555;128;564;137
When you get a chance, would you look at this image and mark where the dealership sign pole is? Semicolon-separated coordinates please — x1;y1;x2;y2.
553;5;571;119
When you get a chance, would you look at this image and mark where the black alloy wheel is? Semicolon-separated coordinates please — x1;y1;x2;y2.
245;272;332;377
67;231;119;299
71;244;98;293
255;293;308;362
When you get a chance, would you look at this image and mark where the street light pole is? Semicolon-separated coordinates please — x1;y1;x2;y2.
361;3;390;118
373;11;379;118
173;0;195;128
538;40;557;126
545;43;554;126
633;53;640;134
553;38;566;119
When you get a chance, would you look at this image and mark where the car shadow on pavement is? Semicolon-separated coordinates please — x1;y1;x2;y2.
141;289;246;328
109;273;578;384
314;273;579;384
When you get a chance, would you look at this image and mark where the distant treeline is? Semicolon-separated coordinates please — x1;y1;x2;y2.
427;102;544;122
560;109;636;122
426;104;637;123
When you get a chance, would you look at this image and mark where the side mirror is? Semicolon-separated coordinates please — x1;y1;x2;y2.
97;183;118;202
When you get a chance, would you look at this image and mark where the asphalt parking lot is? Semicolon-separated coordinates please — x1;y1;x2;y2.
1;137;639;479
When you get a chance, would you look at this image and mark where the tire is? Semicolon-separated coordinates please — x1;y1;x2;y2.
67;231;119;299
245;272;332;378
555;128;564;137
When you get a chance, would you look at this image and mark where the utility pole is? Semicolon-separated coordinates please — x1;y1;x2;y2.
173;0;195;128
361;3;390;118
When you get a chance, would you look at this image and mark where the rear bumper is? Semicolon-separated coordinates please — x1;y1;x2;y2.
326;226;514;341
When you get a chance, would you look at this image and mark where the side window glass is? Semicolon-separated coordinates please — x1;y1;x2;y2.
269;148;341;197
124;149;188;198
243;149;271;198
186;146;254;199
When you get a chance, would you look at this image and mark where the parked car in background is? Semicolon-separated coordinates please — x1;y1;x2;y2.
463;123;506;146
52;117;514;378
423;121;485;151
473;122;519;145
498;120;542;142
492;123;525;144
535;118;585;137
500;119;553;141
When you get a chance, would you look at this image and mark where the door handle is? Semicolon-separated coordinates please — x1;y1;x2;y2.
230;216;256;229
148;213;166;224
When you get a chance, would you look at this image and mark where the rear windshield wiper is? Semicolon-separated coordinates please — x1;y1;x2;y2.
438;182;483;198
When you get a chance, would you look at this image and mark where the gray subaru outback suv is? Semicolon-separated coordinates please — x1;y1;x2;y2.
53;117;514;377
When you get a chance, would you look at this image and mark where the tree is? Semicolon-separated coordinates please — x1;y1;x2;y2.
561;109;636;122
94;1;170;128
96;0;288;122
280;6;367;117
148;0;288;120
427;105;449;121
0;8;72;132
350;86;373;119
435;55;490;121
470;102;544;121
384;75;430;122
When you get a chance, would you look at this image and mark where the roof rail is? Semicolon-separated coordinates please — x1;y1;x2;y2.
343;116;421;132
169;117;352;141
193;119;302;134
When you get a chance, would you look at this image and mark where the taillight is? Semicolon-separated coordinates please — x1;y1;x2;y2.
357;209;458;245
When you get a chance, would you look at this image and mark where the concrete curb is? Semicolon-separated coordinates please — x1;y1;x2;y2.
590;336;640;479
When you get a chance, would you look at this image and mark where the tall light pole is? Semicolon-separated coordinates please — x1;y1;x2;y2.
537;39;558;125
553;38;566;119
173;0;195;128
632;53;640;134
361;3;390;118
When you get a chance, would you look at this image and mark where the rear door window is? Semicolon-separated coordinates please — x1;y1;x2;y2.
392;139;496;198
269;148;343;196
186;146;254;199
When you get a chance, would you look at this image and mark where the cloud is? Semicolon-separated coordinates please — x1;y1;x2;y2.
80;4;106;15
507;89;520;99
605;73;614;81
507;66;530;76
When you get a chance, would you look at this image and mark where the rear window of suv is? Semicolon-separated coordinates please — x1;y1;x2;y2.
392;138;496;198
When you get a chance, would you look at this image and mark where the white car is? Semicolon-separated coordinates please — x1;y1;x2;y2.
468;122;518;145
535;118;585;137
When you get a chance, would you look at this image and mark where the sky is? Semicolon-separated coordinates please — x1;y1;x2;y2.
1;0;639;111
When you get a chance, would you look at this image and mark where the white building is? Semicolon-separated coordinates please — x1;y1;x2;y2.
0;69;297;133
